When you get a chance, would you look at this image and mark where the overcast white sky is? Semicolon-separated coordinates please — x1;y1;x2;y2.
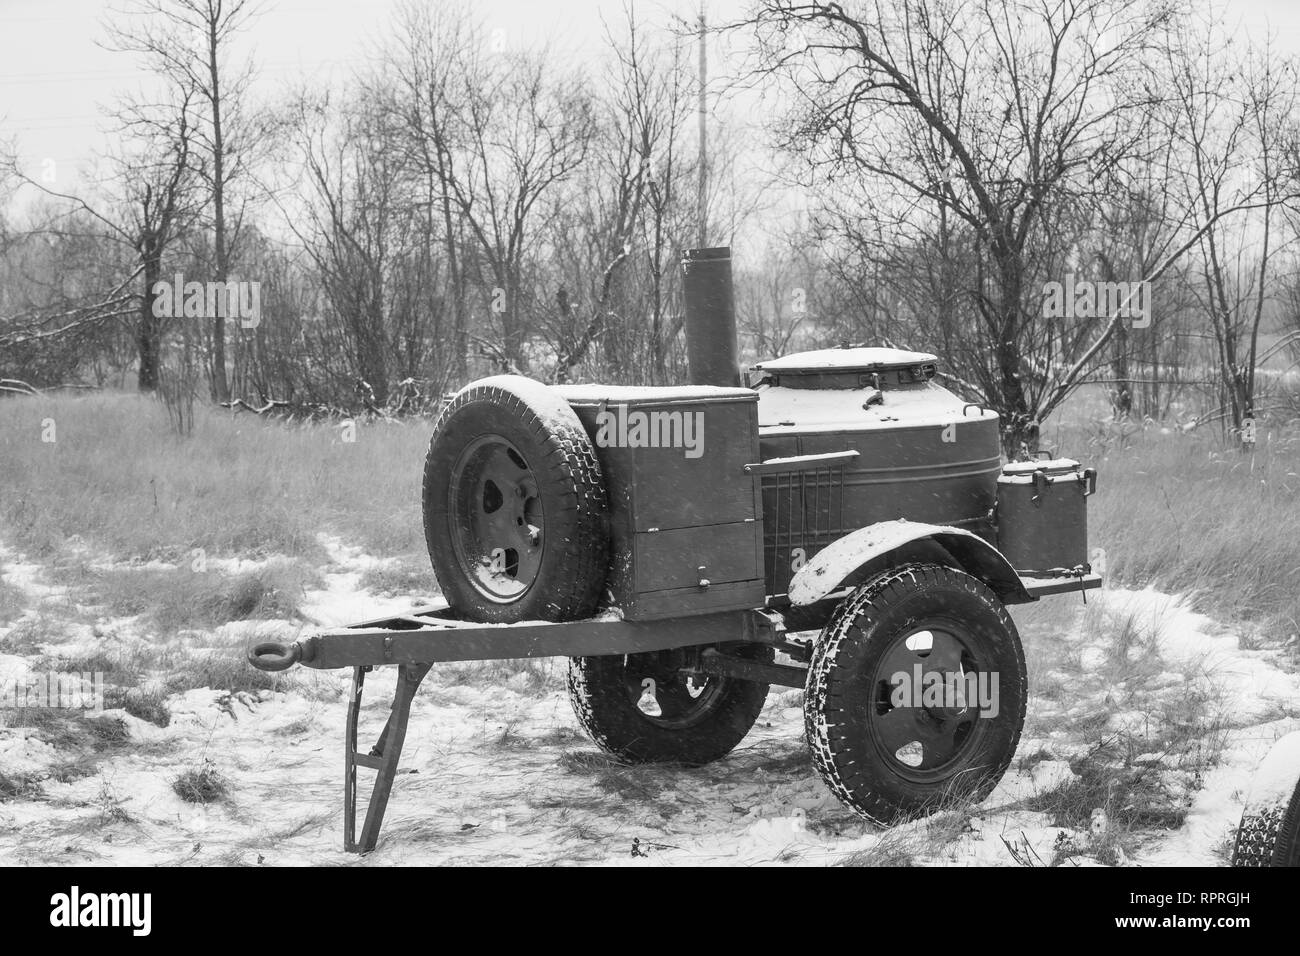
0;0;740;193
1;0;1297;203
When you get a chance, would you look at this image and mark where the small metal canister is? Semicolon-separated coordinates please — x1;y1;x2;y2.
995;458;1096;575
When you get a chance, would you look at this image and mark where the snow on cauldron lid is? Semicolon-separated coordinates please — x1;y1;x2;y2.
749;346;938;389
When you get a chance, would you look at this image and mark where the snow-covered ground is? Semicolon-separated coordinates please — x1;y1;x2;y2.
1;537;1297;866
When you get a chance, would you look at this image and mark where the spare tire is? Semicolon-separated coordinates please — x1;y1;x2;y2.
422;375;609;622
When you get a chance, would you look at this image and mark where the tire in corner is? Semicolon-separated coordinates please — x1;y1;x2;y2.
805;563;1026;824
1232;732;1300;867
567;645;773;765
423;374;609;623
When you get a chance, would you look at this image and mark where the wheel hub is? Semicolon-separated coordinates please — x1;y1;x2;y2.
449;436;545;602
621;652;725;729
869;625;987;775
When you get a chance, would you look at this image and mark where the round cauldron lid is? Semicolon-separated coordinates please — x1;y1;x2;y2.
752;346;938;373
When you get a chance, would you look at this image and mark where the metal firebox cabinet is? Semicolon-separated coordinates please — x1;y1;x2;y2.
555;385;766;620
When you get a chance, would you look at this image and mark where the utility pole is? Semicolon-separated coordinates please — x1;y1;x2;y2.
697;0;707;247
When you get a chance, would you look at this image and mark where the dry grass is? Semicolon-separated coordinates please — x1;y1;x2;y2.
839;829;924;866
837;803;980;866
437;657;564;695
33;647;122;676
6;707;130;752
173;759;229;804
26;646;165;727
1022;600;1227;749
0;576;26;624
49;560;321;633
0;392;431;563
107;686;172;727
0;770;41;799
0;612;65;654
96;780;135;825
1074;426;1300;643
164;651;290;695
358;560;435;598
18;617;302;709
1006;596;1233;863
0;707;133;803
1023;751;1187;829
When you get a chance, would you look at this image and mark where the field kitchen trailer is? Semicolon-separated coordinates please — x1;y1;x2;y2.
249;246;1102;853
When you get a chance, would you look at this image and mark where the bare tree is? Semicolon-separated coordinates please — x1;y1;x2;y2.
736;228;824;360
540;3;701;382
105;0;264;402
277;90;419;407
743;0;1189;452
384;0;596;372
0;82;200;392
1163;22;1300;438
117;86;202;391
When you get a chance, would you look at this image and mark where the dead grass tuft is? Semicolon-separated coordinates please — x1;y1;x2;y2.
56;561;319;633
107;686;172;727
173;760;229;804
358;560;436;598
0;770;40;800
0;576;28;624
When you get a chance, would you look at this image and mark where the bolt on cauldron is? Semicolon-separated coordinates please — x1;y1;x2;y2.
250;246;1100;853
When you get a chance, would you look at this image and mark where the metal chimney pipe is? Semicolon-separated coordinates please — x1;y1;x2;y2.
681;246;740;387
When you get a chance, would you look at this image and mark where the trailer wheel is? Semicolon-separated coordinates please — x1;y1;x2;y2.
423;375;609;623
1232;732;1300;867
567;646;772;765
805;563;1026;824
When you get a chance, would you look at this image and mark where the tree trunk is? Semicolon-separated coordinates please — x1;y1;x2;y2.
207;15;231;404
359;329;388;406
993;255;1036;457
501;272;527;372
138;252;162;392
437;164;467;384
356;278;389;405
1112;322;1132;418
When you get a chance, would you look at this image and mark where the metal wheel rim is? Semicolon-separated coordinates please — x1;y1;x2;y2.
448;435;545;603
621;654;727;729
866;617;991;783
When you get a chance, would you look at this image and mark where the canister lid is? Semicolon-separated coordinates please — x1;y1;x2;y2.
1001;457;1079;476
